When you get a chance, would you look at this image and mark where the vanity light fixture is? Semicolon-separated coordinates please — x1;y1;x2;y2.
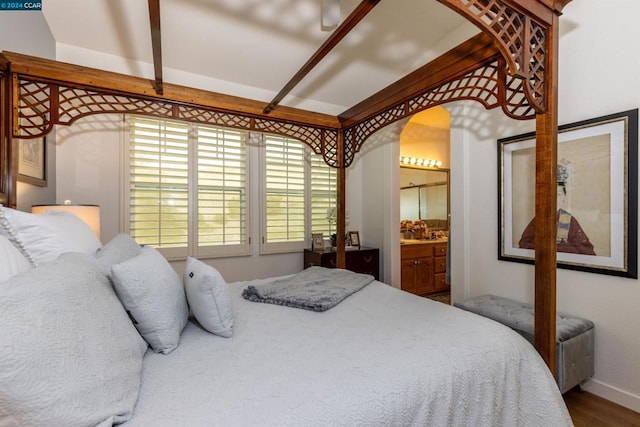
400;156;442;169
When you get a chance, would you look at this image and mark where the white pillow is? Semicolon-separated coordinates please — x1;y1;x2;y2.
0;252;148;426
94;233;142;277
0;207;102;266
183;257;234;337
0;235;31;281
111;246;189;354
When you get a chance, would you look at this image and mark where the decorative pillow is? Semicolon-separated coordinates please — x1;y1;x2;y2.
0;235;31;282
0;252;148;426
111;246;189;354
94;233;142;277
183;257;234;337
0;207;102;266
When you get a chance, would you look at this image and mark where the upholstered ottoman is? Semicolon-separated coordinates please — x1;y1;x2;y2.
454;294;594;393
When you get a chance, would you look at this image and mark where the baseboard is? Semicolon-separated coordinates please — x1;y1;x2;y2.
581;379;640;413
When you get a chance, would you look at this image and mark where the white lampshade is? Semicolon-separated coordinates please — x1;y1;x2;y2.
32;204;101;239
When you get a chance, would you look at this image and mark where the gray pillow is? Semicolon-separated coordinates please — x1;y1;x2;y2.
111;246;189;354
0;252;148;426
94;233;142;277
183;257;233;337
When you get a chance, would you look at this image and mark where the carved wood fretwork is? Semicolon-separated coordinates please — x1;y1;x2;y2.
344;59;537;155
16;79;342;167
17;81;54;137
15;50;539;169
438;0;548;113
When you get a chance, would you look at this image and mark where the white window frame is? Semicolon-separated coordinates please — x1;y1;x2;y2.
192;124;251;258
123;116;251;260
260;134;337;254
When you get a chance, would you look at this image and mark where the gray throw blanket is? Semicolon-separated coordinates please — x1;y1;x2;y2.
242;266;374;312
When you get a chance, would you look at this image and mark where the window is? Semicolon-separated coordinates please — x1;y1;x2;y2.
127;117;190;258
261;135;337;253
126;117;336;258
310;153;337;238
196;126;248;257
126;117;249;259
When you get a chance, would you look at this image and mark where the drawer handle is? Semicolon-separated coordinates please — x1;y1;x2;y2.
329;260;336;267
364;256;373;263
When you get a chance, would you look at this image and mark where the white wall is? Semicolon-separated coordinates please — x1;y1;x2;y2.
351;120;405;286
448;1;640;411
55;115;123;240
0;10;56;210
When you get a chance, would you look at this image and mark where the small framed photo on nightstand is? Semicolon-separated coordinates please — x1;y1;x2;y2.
348;231;360;248
311;233;324;250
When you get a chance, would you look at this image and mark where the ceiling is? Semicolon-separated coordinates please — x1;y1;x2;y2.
42;0;478;115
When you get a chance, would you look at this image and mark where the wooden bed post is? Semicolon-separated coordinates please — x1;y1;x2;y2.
534;9;561;376
336;131;346;269
0;72;6;206
0;65;15;208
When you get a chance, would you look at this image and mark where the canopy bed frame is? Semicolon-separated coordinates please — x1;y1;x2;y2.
0;0;572;374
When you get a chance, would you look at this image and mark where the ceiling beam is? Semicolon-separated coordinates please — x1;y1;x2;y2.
263;0;381;114
148;0;163;95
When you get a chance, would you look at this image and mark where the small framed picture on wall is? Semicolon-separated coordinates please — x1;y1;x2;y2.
18;137;47;187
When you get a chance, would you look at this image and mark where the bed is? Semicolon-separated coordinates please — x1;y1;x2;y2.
0;0;573;423
0;207;571;426
127;280;570;426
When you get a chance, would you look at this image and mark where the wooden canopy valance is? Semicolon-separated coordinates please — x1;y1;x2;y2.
0;0;572;373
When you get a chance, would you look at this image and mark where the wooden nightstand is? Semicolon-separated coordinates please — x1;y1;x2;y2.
303;247;380;281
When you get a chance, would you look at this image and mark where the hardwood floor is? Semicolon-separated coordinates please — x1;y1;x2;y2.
564;387;640;426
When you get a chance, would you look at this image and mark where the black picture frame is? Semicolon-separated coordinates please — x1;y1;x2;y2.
498;109;638;278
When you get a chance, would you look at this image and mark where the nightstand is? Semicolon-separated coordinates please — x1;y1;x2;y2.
303;247;379;280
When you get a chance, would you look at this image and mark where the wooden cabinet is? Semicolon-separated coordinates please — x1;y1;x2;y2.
401;242;449;296
304;247;379;280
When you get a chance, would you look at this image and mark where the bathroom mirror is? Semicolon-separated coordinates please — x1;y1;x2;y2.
400;167;449;229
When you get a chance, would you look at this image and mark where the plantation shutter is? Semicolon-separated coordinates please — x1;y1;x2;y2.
196;126;250;257
262;135;306;253
310;154;337;238
128;117;189;257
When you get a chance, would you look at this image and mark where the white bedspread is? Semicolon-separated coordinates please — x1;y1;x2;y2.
124;279;572;426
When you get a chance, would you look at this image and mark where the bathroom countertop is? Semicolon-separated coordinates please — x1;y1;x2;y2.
400;238;448;245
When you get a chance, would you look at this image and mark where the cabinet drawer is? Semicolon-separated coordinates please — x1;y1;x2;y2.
434;273;449;291
401;244;433;259
346;250;377;265
434;244;447;257
434;256;447;273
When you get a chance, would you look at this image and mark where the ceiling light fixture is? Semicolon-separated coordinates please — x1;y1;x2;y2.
321;0;340;31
